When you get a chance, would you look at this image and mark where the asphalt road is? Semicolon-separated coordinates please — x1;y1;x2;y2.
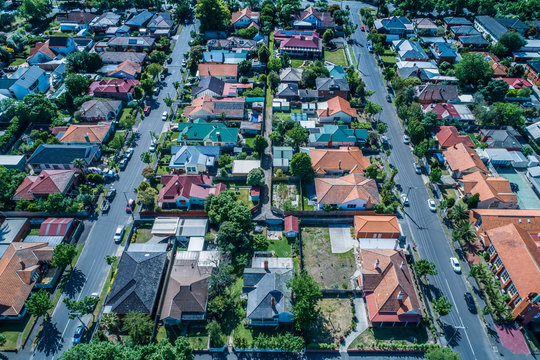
342;2;497;359
192;351;425;360
27;24;195;360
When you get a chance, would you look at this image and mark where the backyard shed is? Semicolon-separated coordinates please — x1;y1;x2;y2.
284;216;299;238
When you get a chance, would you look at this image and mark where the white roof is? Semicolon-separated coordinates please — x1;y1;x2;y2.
176;218;208;238
300;120;316;129
187;236;205;252
528;166;540;177
127;243;168;252
396;59;438;69
453;104;475;121
151;217;180;235
197;250;219;267
510;151;528;163
485;148;513;161
526;122;540;140
232;159;261;175
0;155;24;166
252;257;293;269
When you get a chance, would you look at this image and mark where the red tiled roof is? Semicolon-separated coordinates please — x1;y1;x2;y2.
435;126;475;148
281;33;321;49
354;216;400;238
310;147;370;174
315;174;380;207
495;77;533;89
460;172;517;205
423;103;459;120
284;216;299;234
158;174;225;204
88;79;139;95
318;96;357;118
60;122;111;144
29;42;57;61
198;63;238;77
443;143;488;174
39;218;74;237
13;170;76;200
231;8;260;24
108;59;141;77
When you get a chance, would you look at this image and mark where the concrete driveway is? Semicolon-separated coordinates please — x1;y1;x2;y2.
329;225;356;253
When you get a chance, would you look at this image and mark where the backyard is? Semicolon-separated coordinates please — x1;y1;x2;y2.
324;49;347;66
308;298;354;347
272;181;301;211
132;227;152;243
349;326;430;349
291;59;305;68
266;235;292;257
302;227;356;290
236;187;255;209
156;324;208;350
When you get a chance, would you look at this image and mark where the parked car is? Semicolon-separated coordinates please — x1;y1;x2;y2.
106;188;116;200
381;135;388;145
464;292;476;313
427;199;436;212
400;194;409;206
403;135;410;144
149;143;156;152
161;111;168;121
119;157;128;170
125;199;134;213
360;25;365;31
125;148;134;159
160;73;165;81
73;325;85;344
167;57;173;64
386;94;392;102
144;105;151;116
182;59;187;67
100;199;110;213
413;162;421;174
154;87;160;96
113;225;125;243
450;257;461;273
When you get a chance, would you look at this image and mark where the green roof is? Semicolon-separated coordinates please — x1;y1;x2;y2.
177;123;238;143
309;125;367;143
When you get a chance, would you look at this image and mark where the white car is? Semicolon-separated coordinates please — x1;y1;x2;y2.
450;257;461;273
149;143;156;152
161;111;168;121
125;148;134;159
403;135;410;144
113;225;125;243
427;199;436;212
400;194;409;206
414;162;422;174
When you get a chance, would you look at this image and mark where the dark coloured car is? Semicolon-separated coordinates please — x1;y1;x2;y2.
167;57;173;64
106;188;116;201
464;292;476;313
73;325;85;344
119;157;128;170
386;95;392;102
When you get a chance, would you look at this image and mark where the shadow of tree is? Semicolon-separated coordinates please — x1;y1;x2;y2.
35;320;63;357
486;325;500;343
61;268;86;298
441;322;462;347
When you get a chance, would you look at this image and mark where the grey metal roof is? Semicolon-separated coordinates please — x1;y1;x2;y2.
27;144;99;165
24;235;64;246
316;77;349;91
475;16;508;40
169;145;220;167
126;10;153;27
481;127;525;149
192;76;225;97
14;66;45;90
176;219;208;238
277;83;299;97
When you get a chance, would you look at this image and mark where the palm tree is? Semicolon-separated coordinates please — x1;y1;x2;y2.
449;203;468;223
453;220;477;243
72;158;86;180
173;81;180;91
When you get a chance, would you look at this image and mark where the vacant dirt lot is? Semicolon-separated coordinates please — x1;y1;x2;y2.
302;227;356;290
308;298;353;346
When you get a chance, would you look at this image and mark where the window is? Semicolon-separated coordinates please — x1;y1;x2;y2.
493;256;503;269
346;204;356;209
500;269;510;283
507;283;518;297
513;296;522;307
486;244;495;256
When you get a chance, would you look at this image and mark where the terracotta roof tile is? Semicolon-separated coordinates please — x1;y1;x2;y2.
318;96;357;118
60;123;111;144
310;146;370;174
315;174;379;207
13;170;76;200
443;143;488;173
354;216;400;238
197;63;238;77
435;126;475;148
460;172;517;205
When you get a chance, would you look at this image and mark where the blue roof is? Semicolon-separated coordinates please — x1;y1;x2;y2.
169;145;221;167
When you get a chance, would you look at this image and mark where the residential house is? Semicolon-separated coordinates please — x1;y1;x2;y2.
443;17;472;28
176;123;239;148
147;12;174;37
12;170;76;200
474;16;510;44
482;148;514;166
397;66;457;83
457;35;490;50
310;146;370;175
526;121;540;143
284;216;299;238
107;36;155;51
354;215;401;239
104;248;167;315
169;145;220;173
293;6;337;31
197;64;238;82
317;96;357;124
450;25;480;39
100;51;147;65
0;66;49;100
276;83;299;101
0;155;25;170
495;77;532;90
158;174;225;209
36;218;75;242
243;264;294;326
430;42;458;64
273;29;315;43
0;218;30;258
48;36;78;55
435;126;475;149
374;16;414;39
526;60;540;86
475;52;507;76
423;103;466;123
88;79;139;102
160;258;213;324
277;31;322;58
59;123;112;145
316;77;349;100
480;127;525;151
57;11;96;31
412;18;437;35
495;18;528;35
273;146;294;171
231;8;260;28
392;40;429;62
417;84;459;104
309;125;367;147
231;160;261;177
183;95;245;121
325;64;346;79
279;67;303;83
27;37;76;66
443;143;488;178
240;121;261;135
358;248;422;327
90;12;121;32
192;76;224;98
26;144;100;173
0;242;54;319
79;99;122;122
108;60;141;79
202;50;248;64
125;10;153;30
315;174;380;210
458;172;517;209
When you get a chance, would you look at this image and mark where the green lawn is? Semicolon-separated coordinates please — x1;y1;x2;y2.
291;59;304;68
133;228;152;243
170;132;179;141
0;317;30;350
236;187;255;209
28;227;40;235
10;58;26;66
245;137;256;148
349;326;429;349
266;236;291;257
157;324;209;350
119;108;135;124
324;49;347;66
380;56;397;64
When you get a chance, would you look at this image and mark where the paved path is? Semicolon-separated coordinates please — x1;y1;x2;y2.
340;297;369;352
329;225;356;254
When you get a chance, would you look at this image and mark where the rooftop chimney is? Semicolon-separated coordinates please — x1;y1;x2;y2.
397;291;404;300
374;258;380;269
338;160;342;170
19;260;25;270
264;260;269;271
394;239;399;250
84;134;90;143
271;297;275;307
400;261;405;269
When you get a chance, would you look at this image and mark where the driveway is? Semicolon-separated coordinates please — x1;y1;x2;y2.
329;225;356;253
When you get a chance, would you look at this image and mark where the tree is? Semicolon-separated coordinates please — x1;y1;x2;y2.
101;312;120;333
189;45;204;65
238;27;259;39
247;167;265;186
422;111;439;130
142;166;155;180
163;97;174;107
52;244;77;269
19;0;49;22
280;52;291;68
15;94;58;124
413;140;428;158
522;146;533;157
433;296;453;316
149;50;167;64
195;0;231;31
238;60;252;75
140;151;152;164
64;74;90;97
0;334;6;347
66;52;103;73
377;122;388;134
63;296;99;323
492;102;524;126
290;152;314;183
217;153;232;168
364;101;383;121
382;67;396;82
454;53;493;87
288;273;322;333
123;311;154;345
429;167;442;183
174;0;192;22
507;64;525;78
425;347;460;360
285;124;308;148
490;42;508;58
480;80;509;104
448;202;468;222
253;134;268;154
253;233;268;250
465;193;480;209
140;78;155;94
26;289;52;318
407;119;426;145
498;32;526;55
258;44;270;63
267;56;282;72
453;220;476;243
414;259;438;278
146;63;163;78
138;186;157;208
322;29;334;45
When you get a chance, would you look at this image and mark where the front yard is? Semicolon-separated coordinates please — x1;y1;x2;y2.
324;49;347;66
133;227;152;243
156;324;209;350
349;326;430;350
308;298;354;347
302;227;356;290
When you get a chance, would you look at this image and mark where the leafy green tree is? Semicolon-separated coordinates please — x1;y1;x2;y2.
247;167;265;186
377;122;388;134
64;74;90;97
413;140;428;158
491;102;524;126
142;166;155;180
454;53;493;87
138;186;157;209
146;63;163;78
288;273;322;333
407;119;426;144
19;0;49;22
522;146;533;157
453;220;477;243
217;153;232;168
290;152;314;183
280;52;291;68
322;29;334;45
364;101;383;121
429;167;442;183
140;151;152;164
253;233;268;250
163;97;174;107
217;221;251;264
66;52;103;73
465;193;480;209
414;259;438;278
253;134;268;154
285;124;308;148
64;296;99;322
425;346;460;360
195;0;231;31
267;56;282;72
174;0;192;22
480;80;509;104
0;166;26;208
433;296;453;316
15;94;58;124
258;44;270;63
238;60;252;75
52;244;77;269
140;78;155;94
123;311;154;345
422;111;439;130
498;32;526;55
0;334;6;347
26;289;52;318
449;203;468;222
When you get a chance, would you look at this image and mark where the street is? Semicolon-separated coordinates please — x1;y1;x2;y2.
23;24;196;360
